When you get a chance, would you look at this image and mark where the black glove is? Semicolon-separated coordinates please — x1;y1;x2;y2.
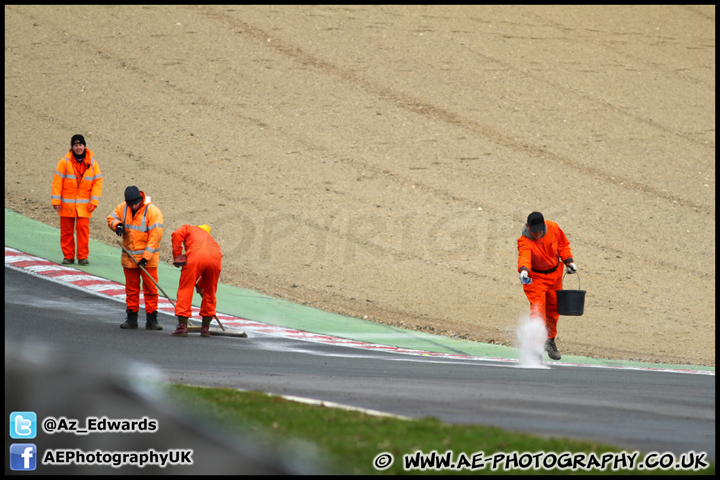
115;224;125;236
138;258;147;268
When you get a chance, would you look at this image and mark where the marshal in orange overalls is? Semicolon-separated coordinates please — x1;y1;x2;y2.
51;138;103;263
172;225;223;320
517;218;574;340
107;190;164;316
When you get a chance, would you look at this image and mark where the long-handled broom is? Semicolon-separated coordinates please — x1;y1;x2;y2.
116;240;245;337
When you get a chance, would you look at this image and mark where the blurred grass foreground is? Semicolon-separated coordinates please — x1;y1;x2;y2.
168;384;714;475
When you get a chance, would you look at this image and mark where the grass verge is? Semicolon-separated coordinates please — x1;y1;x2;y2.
167;384;714;475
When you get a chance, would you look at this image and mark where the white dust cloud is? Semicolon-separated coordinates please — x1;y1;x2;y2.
516;315;549;368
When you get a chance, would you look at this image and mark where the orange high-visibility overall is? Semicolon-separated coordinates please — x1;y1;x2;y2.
517;220;573;340
51;148;103;260
107;191;164;314
172;225;223;319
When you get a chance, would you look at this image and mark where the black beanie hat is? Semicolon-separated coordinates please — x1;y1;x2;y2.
71;134;86;147
124;186;142;205
527;212;545;232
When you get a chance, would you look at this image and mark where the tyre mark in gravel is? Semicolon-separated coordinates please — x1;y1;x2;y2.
681;5;716;21
7;6;712;274
517;8;715;129
193;5;713;215
13;4;709;216
6;13;707;279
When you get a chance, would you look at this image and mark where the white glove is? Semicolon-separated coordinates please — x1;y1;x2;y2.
519;270;532;284
565;262;577;274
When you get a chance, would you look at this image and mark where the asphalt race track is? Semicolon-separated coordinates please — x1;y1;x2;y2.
5;266;715;467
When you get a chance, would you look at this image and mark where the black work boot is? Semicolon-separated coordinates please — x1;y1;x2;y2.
201;316;213;337
145;311;162;330
545;337;562;360
120;309;138;329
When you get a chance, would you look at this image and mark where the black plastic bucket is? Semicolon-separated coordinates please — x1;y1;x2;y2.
556;272;585;316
